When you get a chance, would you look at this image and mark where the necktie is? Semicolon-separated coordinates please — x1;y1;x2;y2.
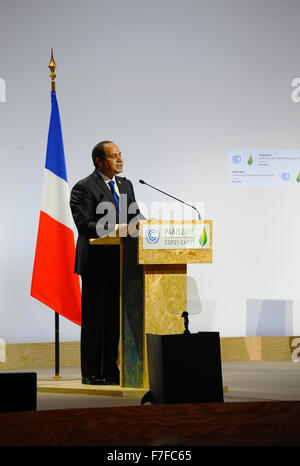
108;180;122;211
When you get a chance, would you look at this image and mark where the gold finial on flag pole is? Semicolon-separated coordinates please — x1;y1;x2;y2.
48;48;57;91
48;52;62;382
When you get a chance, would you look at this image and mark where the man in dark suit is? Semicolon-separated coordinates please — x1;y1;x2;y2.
70;141;142;385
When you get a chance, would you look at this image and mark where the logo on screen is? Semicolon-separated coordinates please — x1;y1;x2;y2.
232;155;242;164
281;172;290;182
145;228;160;244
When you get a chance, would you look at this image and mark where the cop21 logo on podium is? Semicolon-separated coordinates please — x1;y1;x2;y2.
142;222;210;250
145;227;160;245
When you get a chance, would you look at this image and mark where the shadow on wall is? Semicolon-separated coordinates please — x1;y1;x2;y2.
246;299;293;336
186;277;217;332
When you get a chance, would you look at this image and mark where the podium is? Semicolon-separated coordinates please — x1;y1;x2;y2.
89;219;212;389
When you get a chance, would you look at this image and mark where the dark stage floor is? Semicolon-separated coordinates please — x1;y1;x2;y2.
32;360;300;410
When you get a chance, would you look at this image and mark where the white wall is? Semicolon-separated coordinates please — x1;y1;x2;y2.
1;0;300;343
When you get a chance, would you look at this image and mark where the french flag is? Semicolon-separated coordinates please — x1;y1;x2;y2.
31;90;81;326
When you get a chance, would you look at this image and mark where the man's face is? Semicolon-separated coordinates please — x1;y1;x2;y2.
96;143;123;178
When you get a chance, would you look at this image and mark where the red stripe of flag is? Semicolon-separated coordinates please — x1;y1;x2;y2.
31;211;81;325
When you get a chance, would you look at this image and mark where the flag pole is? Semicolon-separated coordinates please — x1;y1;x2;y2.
48;49;61;381
54;312;60;380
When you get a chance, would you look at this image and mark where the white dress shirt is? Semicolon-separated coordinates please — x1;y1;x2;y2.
98;170;120;196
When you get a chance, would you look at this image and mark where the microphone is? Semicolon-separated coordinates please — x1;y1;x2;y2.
139;179;202;220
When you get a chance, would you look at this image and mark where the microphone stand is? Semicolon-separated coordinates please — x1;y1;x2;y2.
139;179;202;220
181;311;191;335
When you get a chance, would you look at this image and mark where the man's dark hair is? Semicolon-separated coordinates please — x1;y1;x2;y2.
92;141;113;167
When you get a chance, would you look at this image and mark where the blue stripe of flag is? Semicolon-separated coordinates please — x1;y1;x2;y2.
45;91;68;182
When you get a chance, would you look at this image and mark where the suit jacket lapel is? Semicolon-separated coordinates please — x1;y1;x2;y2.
93;169;126;210
115;176;127;195
92;169;117;204
116;176;130;213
